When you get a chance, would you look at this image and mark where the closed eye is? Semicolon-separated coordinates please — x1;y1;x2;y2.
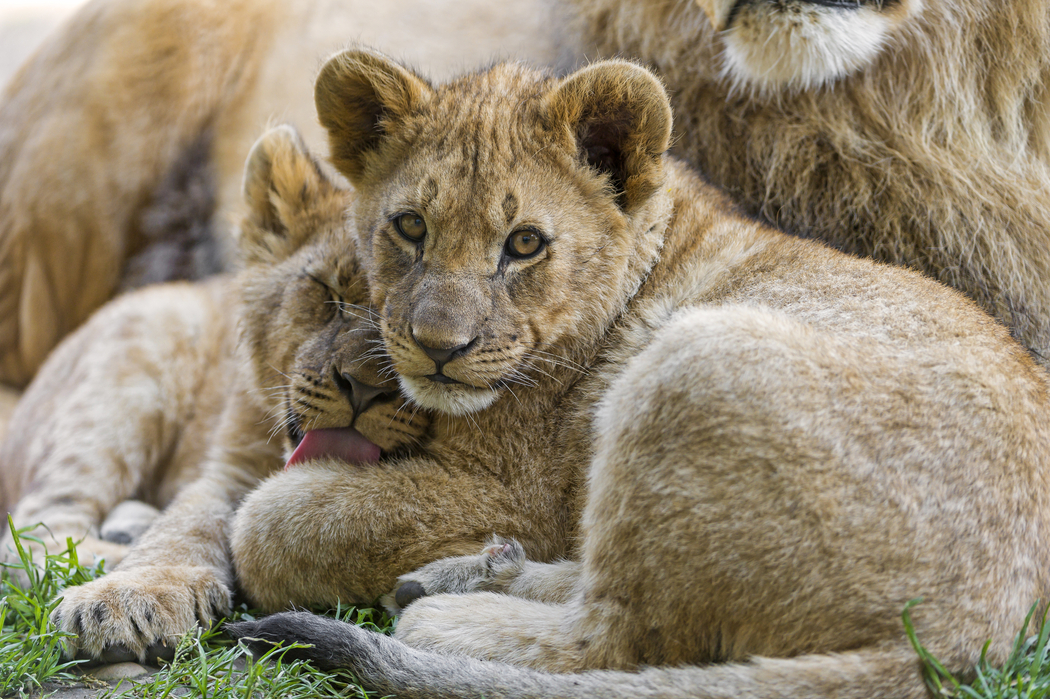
306;272;350;319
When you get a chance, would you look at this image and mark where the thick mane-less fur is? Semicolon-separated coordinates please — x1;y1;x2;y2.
0;127;450;661
571;0;1050;366
230;51;1050;699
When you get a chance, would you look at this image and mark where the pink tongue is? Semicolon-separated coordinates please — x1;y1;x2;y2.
285;427;381;469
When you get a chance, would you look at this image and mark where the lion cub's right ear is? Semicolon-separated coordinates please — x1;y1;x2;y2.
314;49;433;186
239;124;346;266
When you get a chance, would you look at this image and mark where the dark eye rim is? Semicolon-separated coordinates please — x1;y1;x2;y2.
504;227;548;260
392;212;427;243
304;272;348;318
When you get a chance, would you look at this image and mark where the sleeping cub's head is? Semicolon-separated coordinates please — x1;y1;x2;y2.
236;125;428;461
314;52;673;415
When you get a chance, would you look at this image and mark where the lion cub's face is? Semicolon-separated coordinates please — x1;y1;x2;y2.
237;126;428;455
314;53;672;415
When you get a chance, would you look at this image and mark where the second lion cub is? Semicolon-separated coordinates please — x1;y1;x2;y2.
232;52;1050;699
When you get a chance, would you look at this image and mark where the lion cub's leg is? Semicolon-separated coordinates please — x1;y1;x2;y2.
232;458;577;611
98;500;161;546
1;279;230;582
383;538;581;613
50;394;283;662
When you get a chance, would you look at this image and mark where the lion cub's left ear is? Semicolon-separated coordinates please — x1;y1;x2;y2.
239;124;347;266
546;60;672;214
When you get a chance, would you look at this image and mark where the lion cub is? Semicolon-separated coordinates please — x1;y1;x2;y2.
2;125;429;661
231;52;1050;699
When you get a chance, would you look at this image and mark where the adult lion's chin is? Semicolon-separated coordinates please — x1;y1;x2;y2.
399;375;500;416
714;0;921;93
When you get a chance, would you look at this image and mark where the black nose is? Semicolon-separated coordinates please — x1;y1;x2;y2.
414;336;477;372
333;370;397;417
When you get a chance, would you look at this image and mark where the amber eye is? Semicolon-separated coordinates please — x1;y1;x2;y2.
505;229;546;259
394;213;427;242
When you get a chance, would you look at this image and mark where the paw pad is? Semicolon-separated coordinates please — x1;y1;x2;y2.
483;543;513;557
394;580;427;609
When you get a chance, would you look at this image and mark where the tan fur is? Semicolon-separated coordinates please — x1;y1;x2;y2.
3;0;1049;388
0;0;571;388
571;0;1050;367
3;126;430;659
0;383;19;445
3;0;1049;377
230;53;1050;699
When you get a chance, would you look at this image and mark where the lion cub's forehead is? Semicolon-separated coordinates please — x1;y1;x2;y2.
297;230;368;298
407;64;558;169
386;64;578;238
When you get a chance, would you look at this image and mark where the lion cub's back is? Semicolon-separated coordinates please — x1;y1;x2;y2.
605;196;1050;659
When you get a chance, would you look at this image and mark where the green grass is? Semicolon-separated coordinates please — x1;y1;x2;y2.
0;518;101;697
0;520;390;698
5;519;1050;699
97;612;384;699
905;599;1050;699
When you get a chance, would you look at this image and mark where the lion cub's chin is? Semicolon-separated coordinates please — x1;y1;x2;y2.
399;376;499;416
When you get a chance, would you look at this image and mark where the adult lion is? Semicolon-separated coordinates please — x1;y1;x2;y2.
572;0;1050;365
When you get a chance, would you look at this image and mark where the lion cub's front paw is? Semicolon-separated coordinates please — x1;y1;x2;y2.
51;566;231;662
381;538;525;614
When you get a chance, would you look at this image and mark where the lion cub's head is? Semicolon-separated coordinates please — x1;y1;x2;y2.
236;125;428;459
313;52;673;415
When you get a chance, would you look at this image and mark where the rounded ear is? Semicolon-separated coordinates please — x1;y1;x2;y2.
239;124;345;265
546;60;672;213
314;49;433;185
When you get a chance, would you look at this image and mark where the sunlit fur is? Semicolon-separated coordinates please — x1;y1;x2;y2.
232;54;1050;699
1;126;427;661
721;1;917;92
571;0;1050;368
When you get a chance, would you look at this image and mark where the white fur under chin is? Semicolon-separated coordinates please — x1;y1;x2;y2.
399;375;500;416
721;3;896;93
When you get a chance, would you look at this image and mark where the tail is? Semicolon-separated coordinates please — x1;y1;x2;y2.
229;612;928;699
